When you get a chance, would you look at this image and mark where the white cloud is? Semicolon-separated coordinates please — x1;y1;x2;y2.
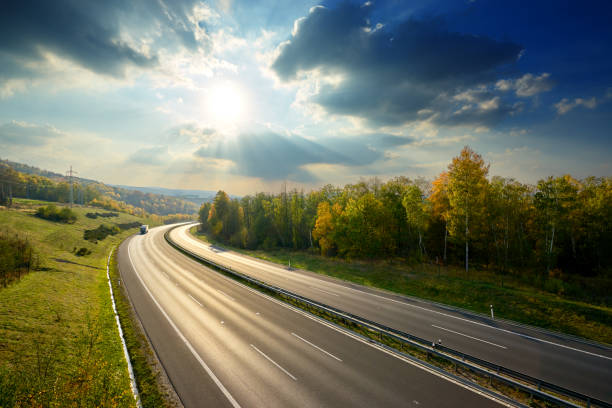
554;97;598;115
479;96;500;111
0;120;65;145
496;73;553;97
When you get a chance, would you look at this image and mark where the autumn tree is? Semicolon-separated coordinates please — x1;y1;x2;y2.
312;201;336;256
429;171;450;262
446;146;489;274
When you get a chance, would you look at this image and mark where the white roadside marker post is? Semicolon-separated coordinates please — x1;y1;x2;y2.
490;304;494;320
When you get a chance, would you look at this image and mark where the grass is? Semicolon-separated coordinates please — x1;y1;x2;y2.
0;199;165;407
190;228;612;344
108;250;178;407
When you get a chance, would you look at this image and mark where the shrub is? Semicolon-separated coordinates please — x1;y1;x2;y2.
116;221;141;230
83;224;121;242
85;212;118;219
35;205;77;223
75;247;92;256
0;229;37;287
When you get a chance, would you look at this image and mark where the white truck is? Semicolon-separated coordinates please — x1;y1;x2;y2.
140;225;149;234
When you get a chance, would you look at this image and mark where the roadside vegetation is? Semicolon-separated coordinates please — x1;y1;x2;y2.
108;251;179;407
0;199;168;407
0;159;198;217
0;227;37;287
194;146;612;344
35;204;78;223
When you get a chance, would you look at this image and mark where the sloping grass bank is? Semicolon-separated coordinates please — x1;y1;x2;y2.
108;249;180;407
0;199;161;407
190;227;612;344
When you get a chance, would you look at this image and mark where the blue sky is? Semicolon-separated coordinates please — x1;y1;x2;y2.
0;0;610;194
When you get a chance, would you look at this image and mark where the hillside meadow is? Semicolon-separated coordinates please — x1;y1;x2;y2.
0;199;162;407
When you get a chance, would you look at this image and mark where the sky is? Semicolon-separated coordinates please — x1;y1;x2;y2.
0;0;610;195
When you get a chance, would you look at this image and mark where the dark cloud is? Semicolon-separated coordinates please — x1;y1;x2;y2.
0;0;207;80
0;120;63;145
194;131;382;182
272;3;523;127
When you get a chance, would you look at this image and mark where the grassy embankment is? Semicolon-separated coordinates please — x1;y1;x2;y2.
190;227;612;344
0;199;171;407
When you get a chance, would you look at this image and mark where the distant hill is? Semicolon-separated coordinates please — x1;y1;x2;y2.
113;185;218;206
0;159;99;184
0;158;199;216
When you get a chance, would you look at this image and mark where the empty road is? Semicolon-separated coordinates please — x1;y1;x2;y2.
169;223;612;403
118;224;505;407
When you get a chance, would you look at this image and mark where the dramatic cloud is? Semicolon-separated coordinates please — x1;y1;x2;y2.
496;73;554;97
0;120;64;145
0;0;210;81
194;131;381;181
554;97;598;115
272;3;523;127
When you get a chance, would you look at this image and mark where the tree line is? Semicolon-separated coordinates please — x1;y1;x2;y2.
199;147;612;278
0;162;198;217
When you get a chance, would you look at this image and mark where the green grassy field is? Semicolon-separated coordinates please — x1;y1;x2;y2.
0;199;162;407
190;228;612;344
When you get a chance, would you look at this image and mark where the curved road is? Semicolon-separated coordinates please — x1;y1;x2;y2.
118;224;504;407
169;223;612;403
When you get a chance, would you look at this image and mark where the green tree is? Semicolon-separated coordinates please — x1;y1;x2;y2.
446;146;489;274
402;184;428;256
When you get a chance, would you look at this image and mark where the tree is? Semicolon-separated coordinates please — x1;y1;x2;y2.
446;146;489;275
198;202;212;232
430;171;450;262
403;184;428;257
313;201;336;256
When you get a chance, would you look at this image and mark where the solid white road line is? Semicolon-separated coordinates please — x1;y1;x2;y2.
176;226;612;361
217;289;235;301
166;226;510;406
250;344;297;381
432;325;507;349
189;294;203;307
127;241;242;408
291;332;343;362
309;286;340;297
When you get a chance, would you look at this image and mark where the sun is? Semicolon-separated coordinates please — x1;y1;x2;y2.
206;81;248;125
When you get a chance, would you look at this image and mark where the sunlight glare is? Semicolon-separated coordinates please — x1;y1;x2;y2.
206;81;248;125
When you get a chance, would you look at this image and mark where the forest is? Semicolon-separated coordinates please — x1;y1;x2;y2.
0;162;198;216
199;147;612;278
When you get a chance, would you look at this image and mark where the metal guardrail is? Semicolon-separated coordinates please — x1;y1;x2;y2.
164;227;610;408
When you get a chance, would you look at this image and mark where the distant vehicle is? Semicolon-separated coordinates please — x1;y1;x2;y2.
140;225;149;234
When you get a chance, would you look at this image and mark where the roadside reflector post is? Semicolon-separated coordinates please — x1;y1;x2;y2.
490;304;494;320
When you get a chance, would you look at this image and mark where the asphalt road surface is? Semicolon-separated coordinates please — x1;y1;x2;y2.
118;224;505;407
169;223;612;403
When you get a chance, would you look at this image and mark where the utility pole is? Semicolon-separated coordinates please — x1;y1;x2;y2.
65;165;78;207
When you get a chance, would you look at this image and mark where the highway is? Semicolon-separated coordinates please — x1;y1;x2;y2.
169;223;612;403
118;224;505;407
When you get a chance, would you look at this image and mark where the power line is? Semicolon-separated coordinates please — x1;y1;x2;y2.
65;165;78;208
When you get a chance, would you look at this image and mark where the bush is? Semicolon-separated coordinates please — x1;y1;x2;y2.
0;229;37;287
85;212;118;219
116;221;141;230
35;205;77;223
83;224;121;242
75;247;92;256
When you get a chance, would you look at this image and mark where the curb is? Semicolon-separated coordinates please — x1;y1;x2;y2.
107;248;142;408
